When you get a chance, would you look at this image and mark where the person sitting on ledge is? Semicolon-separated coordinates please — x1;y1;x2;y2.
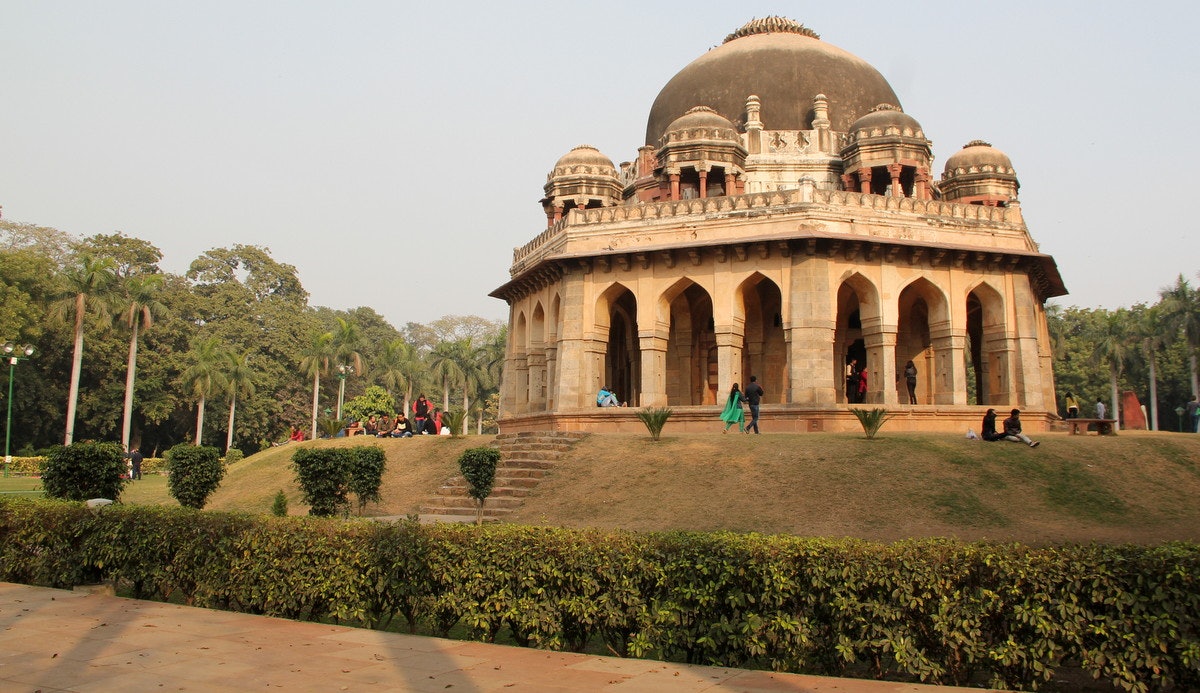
597;386;620;407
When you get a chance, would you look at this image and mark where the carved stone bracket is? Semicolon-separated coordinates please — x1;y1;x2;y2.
635;252;651;270
597;256;611;273
688;248;702;266
659;250;676;268
616;255;630;272
714;247;729;263
733;245;747;262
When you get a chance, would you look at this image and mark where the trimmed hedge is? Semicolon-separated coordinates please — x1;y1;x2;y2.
0;497;1196;691
4;455;169;477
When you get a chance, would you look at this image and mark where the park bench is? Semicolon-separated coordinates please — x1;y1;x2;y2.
1066;418;1117;435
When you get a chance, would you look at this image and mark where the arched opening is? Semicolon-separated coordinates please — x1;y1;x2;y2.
834;275;879;404
897;278;952;405
513;311;529;411
738;273;786;403
967;282;1008;405
663;279;715;405
597;287;640;407
530;302;546;410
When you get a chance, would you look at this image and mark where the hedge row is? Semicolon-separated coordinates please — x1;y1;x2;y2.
0;497;1196;691
3;456;226;477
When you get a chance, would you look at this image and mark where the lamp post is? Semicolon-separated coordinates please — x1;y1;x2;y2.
3;342;35;478
335;364;354;420
1176;405;1186;433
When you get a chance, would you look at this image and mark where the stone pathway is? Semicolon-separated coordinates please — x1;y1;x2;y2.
0;582;988;692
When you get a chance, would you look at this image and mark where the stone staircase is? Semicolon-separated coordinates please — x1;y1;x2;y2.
419;431;589;524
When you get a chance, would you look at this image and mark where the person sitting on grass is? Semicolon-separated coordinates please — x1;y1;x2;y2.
1002;408;1040;448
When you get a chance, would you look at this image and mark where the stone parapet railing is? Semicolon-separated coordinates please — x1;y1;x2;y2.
511;186;1020;268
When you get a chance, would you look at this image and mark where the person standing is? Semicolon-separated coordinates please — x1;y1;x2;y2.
719;383;746;433
413;394;431;433
744;375;764;434
1186;396;1199;432
1065;392;1080;419
129;447;143;480
1002;408;1040;447
845;359;859;403
1096;400;1107;420
903;360;918;405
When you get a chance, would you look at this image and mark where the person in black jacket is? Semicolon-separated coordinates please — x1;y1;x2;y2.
744;375;764;434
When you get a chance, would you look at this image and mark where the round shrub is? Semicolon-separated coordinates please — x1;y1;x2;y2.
41;442;127;502
165;444;225;509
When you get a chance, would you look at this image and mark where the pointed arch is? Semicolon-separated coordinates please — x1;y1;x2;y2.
897;278;952;404
529;302;547;409
966;280;1009;405
737;272;785;403
660;277;717;405
834;273;881;403
513;309;530;410
595;282;640;407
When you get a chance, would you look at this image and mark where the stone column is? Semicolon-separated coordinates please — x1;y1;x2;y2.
725;170;737;197
858;167;872;194
788;258;835;404
1011;275;1048;410
887;163;904;197
552;203;564;224
668;169;681;201
930;321;967;405
513;354;530;413
527;352;546;410
638;331;669;407
544;344;558;410
841;173;856;192
915;167;931;200
697;165;709;199
860;317;898;405
715;328;744;401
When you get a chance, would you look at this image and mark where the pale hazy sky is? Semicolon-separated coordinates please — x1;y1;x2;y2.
3;1;1198;327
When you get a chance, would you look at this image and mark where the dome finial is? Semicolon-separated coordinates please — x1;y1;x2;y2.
724;17;820;44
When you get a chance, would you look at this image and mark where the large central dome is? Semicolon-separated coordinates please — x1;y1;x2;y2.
645;18;901;145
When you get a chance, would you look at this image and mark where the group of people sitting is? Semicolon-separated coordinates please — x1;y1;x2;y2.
979;408;1040;447
346;394;449;437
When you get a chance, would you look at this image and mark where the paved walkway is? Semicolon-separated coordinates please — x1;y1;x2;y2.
0;582;984;692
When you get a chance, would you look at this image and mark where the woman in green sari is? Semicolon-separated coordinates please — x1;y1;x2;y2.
719;383;746;433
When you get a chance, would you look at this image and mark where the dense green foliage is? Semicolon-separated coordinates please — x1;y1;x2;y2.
636;406;673;440
458;446;499;524
343;385;397;422
40;442;127;501
164;444;225;509
1;497;1197;691
291;446;386;517
0;220;505;457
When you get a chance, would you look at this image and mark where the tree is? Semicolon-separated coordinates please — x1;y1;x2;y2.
331;317;365;419
1132;304;1166;430
117;273;167;449
1159;275;1200;398
457;446;500;525
1089;310;1130;431
164;444;225;509
299;331;333;440
180;337;229;445
224;349;256;453
50;254;118;444
428;339;468;414
41;442;128;502
343;385;397;423
376;338;417;405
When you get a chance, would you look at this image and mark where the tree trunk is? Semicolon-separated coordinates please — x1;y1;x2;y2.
476;410;483;435
195;396;206;446
310;373;320;440
1148;354;1159;431
226;395;237;453
462;390;470;436
442;377;450;413
121;321;140;449
64;294;85;445
475;498;483;526
1191;352;1198;399
1110;367;1120;432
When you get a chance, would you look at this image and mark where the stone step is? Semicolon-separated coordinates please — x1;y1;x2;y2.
420;505;515;517
497;442;576;453
423;496;525;510
436;486;531;498
498;458;558;470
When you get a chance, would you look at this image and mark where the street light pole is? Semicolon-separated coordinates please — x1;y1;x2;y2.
3;342;35;478
336;364;351;420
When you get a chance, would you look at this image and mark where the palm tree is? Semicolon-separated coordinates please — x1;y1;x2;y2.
1133;305;1165;430
299;331;334;440
181;337;229;446
49;254;118;444
117;273;166;450
1089;311;1129;432
331;317;365;419
428;339;468;414
477;327;507;433
376;338;417;403
1159;275;1200;398
224;349;256;453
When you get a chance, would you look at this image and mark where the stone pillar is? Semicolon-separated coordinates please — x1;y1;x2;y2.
527;352;546;411
858;168;872;194
715;328;744;401
887;163;904;197
787;258;835;404
698;165;709;199
915;167;931;200
745;95;763;155
812;93;832;152
668;170;681;201
544;345;558;410
552;203;564;224
840;173;856;192
930;321;967;405
1011;275;1048;411
860;317;898;405
513;354;530;413
638;332;669;407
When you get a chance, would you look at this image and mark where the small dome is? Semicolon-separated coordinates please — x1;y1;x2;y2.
665;106;736;134
553;145;617;173
848;104;924;139
943;140;1015;176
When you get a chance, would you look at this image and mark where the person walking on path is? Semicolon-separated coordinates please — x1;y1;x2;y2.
744;375;764;434
129;447;143;480
1002;408;1040;447
903;360;918;405
719;383;746;433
